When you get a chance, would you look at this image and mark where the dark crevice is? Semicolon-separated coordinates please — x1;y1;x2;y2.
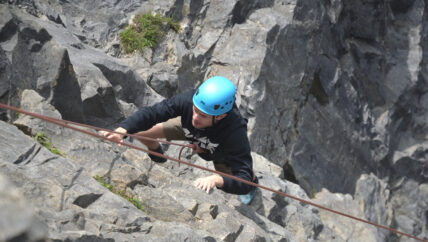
71;43;85;49
50;50;85;123
20;27;52;44
425;210;428;231
266;24;280;45
203;236;217;242
52;235;115;242
73;193;103;208
230;0;274;25
46;13;65;27
39;156;60;165
14;144;40;165
267;193;289;227
127;174;148;189
223;224;244;242
74;34;87;43
210;61;228;67
235;203;268;230
60;168;84;211
8;233;31;242
13;145;35;164
313;223;324;240
166;0;184;21
309;71;329;106
104;153;121;184
0;18;19;42
283;162;299;184
93;63;142;105
389;0;416;15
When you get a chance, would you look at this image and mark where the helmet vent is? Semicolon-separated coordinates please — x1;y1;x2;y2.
214;104;220;110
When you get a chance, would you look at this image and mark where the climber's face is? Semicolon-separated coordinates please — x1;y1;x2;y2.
192;105;213;129
192;105;227;129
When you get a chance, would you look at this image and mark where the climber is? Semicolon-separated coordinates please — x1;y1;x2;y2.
100;76;257;204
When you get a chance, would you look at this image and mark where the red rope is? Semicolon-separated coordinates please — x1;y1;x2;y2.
0;102;426;242
1;103;192;149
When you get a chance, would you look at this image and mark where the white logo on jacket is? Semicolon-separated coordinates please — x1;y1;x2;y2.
183;128;219;154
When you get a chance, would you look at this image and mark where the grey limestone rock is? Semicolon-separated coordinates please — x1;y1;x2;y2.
1;0;427;241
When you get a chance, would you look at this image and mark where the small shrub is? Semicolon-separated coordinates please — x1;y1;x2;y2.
120;13;180;54
34;132;65;157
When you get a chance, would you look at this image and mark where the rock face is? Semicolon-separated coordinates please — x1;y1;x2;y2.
0;0;427;241
0;118;323;241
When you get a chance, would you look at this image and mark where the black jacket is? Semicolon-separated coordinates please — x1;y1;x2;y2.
120;89;255;194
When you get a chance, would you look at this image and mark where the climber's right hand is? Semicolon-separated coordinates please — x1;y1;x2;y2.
100;127;127;147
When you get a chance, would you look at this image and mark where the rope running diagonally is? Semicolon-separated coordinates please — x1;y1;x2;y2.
0;102;426;242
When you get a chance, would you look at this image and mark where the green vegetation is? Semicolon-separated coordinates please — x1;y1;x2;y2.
310;188;318;199
34;132;65;157
118;190;145;211
94;175;145;211
120;13;180;54
94;175;114;191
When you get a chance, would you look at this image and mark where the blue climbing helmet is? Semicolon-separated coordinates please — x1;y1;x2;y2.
192;76;236;116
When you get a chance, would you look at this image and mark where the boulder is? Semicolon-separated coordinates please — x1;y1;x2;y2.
0;172;49;242
313;188;380;242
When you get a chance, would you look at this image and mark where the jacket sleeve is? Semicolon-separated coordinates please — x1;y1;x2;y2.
119;90;192;134
218;129;255;195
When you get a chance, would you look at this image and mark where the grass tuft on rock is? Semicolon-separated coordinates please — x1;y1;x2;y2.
94;175;145;212
120;13;180;54
34;132;66;157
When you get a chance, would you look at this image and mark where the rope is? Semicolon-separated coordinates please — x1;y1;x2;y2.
178;145;186;167
0;102;426;242
0;103;192;149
